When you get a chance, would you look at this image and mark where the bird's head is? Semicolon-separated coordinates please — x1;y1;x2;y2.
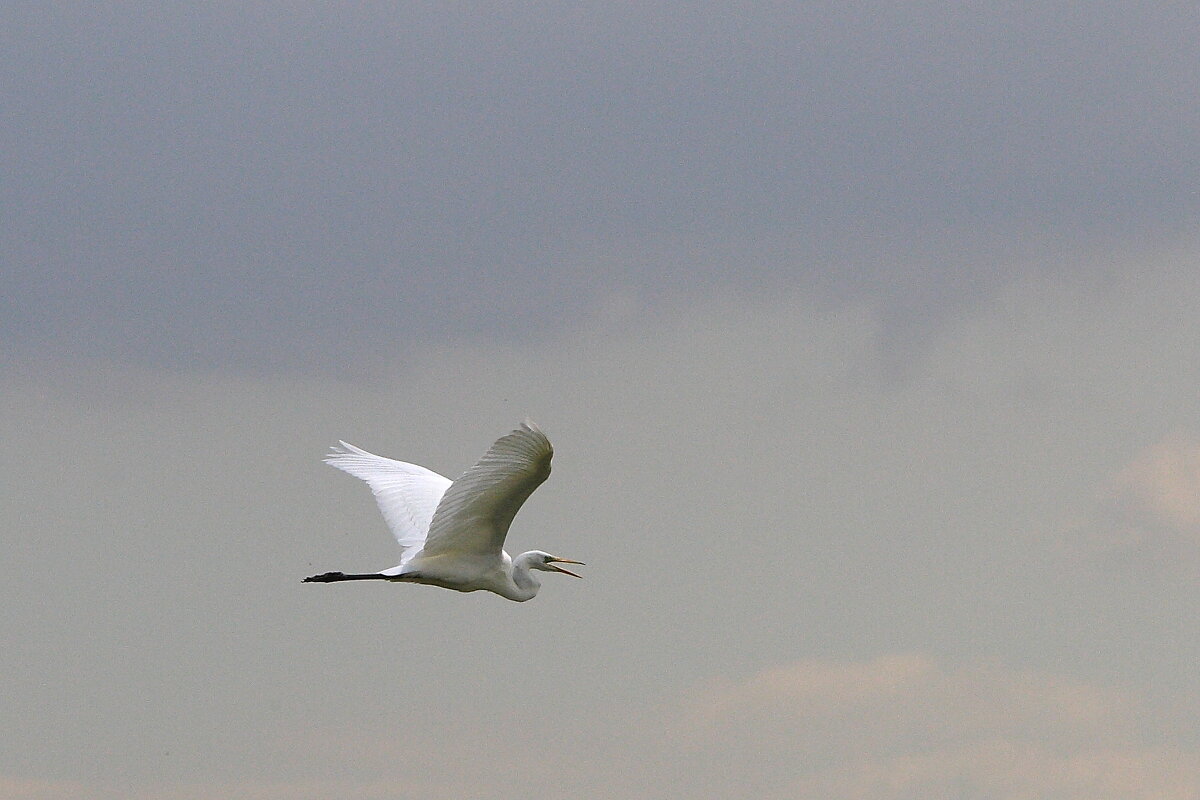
528;551;585;578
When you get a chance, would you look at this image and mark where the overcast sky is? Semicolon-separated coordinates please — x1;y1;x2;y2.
3;3;1200;798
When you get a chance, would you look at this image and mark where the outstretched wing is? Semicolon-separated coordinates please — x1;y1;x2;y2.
420;421;553;559
324;441;452;565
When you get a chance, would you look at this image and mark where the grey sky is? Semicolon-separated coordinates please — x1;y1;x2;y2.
4;2;1199;371
3;4;1200;799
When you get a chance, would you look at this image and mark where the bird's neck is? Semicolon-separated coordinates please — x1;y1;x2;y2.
507;552;543;602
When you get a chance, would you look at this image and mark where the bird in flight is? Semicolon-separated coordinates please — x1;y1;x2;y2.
304;420;583;602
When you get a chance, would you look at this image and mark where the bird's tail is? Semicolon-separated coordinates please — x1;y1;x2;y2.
302;571;388;583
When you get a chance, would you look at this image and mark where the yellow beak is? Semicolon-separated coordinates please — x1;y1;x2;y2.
547;558;585;578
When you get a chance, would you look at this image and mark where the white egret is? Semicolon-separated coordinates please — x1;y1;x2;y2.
304;420;583;602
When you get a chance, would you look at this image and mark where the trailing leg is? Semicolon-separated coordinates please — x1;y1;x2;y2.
302;571;387;583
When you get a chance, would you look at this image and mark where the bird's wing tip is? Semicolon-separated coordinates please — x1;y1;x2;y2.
517;419;552;460
324;440;363;462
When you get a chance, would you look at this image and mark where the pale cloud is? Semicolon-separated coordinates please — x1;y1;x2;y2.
676;655;1198;800
1110;436;1200;532
0;776;473;800
21;654;1192;800
1068;435;1200;565
126;778;476;800
0;777;95;800
686;654;1124;735
796;742;1200;800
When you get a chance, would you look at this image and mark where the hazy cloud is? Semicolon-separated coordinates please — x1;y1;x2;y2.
1111;436;1200;532
797;743;1200;800
678;655;1198;800
1067;435;1200;569
686;653;1124;735
10;654;1191;800
0;777;94;800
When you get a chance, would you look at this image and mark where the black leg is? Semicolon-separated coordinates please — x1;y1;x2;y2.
302;571;387;583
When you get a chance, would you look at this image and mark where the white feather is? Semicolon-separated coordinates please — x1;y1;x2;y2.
422;420;553;559
323;440;451;566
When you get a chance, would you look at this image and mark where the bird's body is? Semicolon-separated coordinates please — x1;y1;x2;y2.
304;421;582;601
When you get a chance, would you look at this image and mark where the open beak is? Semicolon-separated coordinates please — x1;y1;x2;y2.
547;558;585;578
